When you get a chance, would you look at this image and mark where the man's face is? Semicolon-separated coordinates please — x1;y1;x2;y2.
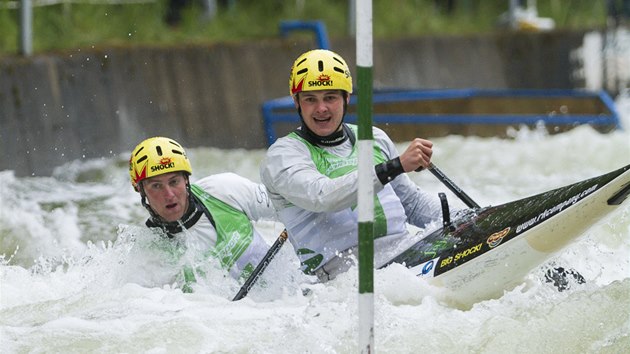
295;90;349;137
142;172;189;222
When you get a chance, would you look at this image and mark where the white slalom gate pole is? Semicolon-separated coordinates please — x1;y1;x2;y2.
356;0;374;352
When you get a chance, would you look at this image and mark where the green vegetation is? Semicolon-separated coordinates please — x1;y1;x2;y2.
0;0;608;56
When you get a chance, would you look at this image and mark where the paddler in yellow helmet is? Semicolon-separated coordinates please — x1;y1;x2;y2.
260;49;443;281
129;137;276;292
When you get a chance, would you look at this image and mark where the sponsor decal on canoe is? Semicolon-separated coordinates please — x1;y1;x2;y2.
487;227;511;248
516;184;598;234
439;242;483;269
421;260;434;275
410;258;438;277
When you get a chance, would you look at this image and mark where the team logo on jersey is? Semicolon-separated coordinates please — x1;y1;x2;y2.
487;227;510;248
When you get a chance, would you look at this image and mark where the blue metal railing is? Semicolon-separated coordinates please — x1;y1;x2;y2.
262;88;621;145
279;20;330;50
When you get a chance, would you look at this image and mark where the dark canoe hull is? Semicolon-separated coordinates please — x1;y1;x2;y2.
381;163;630;306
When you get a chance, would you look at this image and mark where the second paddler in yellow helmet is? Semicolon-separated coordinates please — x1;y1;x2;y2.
260;49;443;282
129;137;277;292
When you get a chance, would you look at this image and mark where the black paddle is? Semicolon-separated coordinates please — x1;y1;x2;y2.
232;229;289;301
419;163;480;209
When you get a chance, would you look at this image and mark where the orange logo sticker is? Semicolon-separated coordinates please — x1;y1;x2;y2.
487;227;511;248
317;74;330;82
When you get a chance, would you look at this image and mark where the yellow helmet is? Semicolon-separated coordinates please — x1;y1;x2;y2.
289;49;352;96
129;137;192;192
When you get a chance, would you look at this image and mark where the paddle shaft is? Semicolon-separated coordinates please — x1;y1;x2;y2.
232;229;288;301
421;163;480;209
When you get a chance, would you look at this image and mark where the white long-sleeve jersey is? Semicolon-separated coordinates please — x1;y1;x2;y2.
171;173;276;279
260;124;441;274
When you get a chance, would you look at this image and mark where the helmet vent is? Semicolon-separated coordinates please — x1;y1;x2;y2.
334;67;344;74
296;68;307;75
136;155;147;164
156;146;163;156
172;149;184;156
333;57;344;65
318;60;324;72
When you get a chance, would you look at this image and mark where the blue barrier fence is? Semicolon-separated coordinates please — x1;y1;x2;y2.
280;20;330;50
262;88;621;145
